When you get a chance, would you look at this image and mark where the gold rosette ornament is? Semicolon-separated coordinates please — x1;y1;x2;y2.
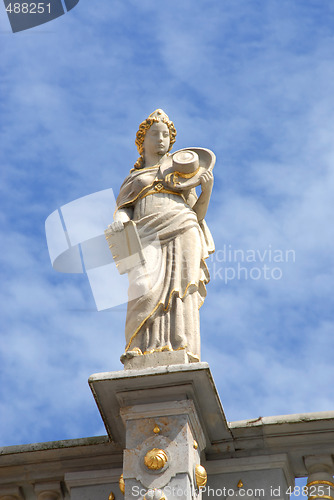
195;464;208;488
144;448;168;470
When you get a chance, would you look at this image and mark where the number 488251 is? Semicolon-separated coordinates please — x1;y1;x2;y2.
286;485;331;496
6;3;51;14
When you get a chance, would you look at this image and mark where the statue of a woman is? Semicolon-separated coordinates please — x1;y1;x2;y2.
110;109;215;363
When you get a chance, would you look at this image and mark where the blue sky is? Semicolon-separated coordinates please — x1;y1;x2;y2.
0;1;334;489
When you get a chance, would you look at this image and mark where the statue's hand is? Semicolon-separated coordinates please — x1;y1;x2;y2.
107;221;124;233
200;171;214;193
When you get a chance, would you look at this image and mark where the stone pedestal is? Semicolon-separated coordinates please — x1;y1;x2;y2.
89;363;232;499
122;400;204;499
122;350;199;370
89;363;295;500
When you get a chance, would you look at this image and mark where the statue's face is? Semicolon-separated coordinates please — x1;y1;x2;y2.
143;121;170;157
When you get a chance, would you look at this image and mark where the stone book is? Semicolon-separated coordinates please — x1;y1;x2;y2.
104;220;145;274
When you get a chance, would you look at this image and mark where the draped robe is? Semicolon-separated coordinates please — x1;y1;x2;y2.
115;165;214;359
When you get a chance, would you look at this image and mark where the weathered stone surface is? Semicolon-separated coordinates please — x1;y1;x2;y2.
2;366;334;498
109;109;215;366
89;363;232;451
122;350;197;370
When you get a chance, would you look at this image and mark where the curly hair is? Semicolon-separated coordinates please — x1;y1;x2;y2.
134;109;177;169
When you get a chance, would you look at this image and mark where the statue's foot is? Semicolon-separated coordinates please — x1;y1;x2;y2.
120;348;143;364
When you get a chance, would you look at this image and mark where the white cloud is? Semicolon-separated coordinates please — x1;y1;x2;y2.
1;0;334;449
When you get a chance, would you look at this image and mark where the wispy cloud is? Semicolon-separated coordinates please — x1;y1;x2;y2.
0;0;334;449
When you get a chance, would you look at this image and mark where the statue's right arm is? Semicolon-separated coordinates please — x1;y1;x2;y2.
108;207;133;232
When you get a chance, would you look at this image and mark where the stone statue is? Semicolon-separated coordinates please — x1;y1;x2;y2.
108;109;215;366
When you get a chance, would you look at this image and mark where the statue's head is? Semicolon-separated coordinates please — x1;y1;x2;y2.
134;109;177;169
